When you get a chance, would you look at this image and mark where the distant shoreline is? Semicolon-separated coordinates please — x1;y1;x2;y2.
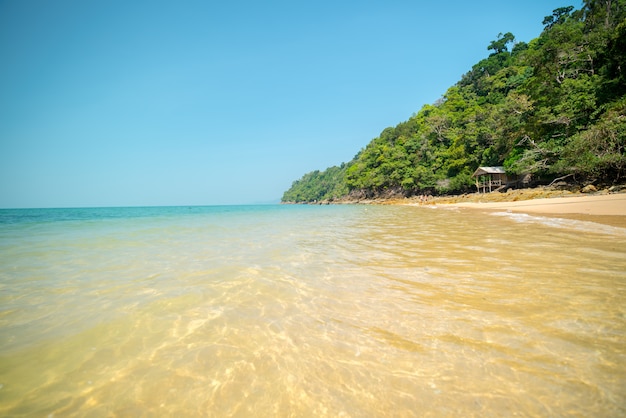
289;186;626;228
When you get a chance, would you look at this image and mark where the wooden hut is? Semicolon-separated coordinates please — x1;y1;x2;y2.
473;166;508;193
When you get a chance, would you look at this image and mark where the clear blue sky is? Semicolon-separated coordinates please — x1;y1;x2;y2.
1;0;574;208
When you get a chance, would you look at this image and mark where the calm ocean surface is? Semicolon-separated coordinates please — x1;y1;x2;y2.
0;205;625;417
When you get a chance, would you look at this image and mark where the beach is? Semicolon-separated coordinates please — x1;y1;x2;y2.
446;193;626;215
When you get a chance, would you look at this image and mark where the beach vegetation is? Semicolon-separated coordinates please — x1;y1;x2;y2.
282;2;626;203
281;164;348;203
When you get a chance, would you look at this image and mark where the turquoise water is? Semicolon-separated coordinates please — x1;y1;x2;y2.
0;205;625;416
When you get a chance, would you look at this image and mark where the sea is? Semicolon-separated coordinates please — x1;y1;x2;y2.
0;204;625;417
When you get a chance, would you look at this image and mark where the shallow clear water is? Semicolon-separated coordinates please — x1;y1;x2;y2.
0;205;625;416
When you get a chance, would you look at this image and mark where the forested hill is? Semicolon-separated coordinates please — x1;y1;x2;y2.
282;2;626;203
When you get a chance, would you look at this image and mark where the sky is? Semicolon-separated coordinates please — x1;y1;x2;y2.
0;0;575;208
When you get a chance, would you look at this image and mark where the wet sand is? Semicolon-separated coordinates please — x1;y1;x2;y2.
444;193;626;228
448;193;626;215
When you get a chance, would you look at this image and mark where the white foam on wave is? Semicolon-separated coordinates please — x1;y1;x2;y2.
490;211;626;236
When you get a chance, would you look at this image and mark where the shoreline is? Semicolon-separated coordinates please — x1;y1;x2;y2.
444;193;626;215
431;192;626;228
367;187;626;228
287;186;626;227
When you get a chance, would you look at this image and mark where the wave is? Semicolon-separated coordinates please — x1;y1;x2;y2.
489;211;626;236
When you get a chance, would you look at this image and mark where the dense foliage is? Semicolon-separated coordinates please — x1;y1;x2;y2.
281;164;348;203
282;2;626;203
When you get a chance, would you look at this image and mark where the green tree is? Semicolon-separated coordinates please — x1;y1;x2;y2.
556;98;626;180
488;32;516;54
542;6;575;29
283;1;626;202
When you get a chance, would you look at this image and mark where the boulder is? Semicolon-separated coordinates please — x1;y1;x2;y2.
581;184;597;193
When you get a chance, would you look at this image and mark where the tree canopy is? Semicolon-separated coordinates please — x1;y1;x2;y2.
282;2;626;203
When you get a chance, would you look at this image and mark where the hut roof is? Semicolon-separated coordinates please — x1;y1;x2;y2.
472;166;506;177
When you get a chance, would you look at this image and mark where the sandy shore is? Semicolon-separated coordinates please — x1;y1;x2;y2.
446;193;626;216
337;186;626;226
